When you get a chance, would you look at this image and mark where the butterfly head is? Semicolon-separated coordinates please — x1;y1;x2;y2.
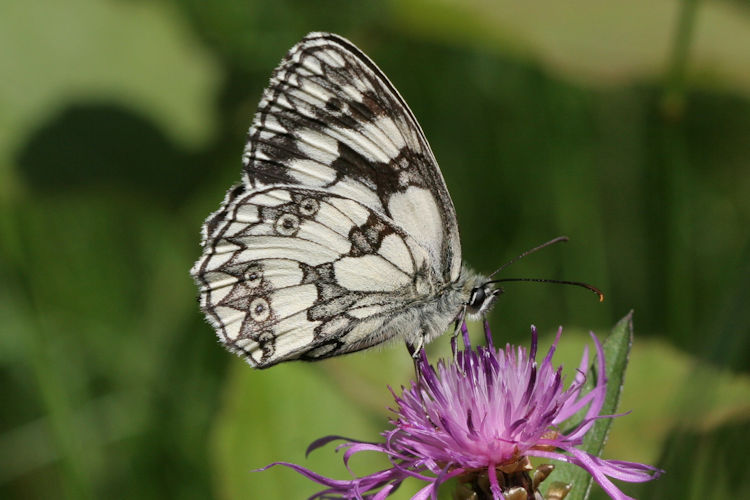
466;282;502;319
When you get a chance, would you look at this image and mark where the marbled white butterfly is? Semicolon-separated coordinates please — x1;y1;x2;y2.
192;33;521;367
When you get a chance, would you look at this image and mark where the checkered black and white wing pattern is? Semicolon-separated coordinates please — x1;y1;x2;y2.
193;186;433;367
242;32;462;283
192;33;470;368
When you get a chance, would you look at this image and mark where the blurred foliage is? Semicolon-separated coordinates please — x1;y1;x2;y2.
1;0;749;499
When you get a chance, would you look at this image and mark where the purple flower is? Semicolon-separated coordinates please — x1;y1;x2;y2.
260;323;663;499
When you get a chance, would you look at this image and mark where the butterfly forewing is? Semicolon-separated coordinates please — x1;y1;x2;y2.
242;32;461;281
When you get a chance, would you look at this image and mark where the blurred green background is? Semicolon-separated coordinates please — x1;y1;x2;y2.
2;0;749;498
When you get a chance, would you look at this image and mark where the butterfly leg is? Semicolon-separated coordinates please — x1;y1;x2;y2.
406;334;424;357
451;305;467;362
450;320;460;362
406;335;426;378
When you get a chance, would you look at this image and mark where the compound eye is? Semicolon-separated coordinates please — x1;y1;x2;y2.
469;287;486;308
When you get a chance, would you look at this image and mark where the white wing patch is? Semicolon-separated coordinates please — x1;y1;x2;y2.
269;284;318;319
249;190;292;207
358;115;407;162
234;203;258;223
334;255;410;292
256;259;303;288
327;197;371;226
326;178;384;214
378;233;413;274
287;158;337;186
387;186;444;269
313;199;358;236
297;220;352;254
297;128;340;164
202;251;234;272
232;236;341;266
316;48;346;68
264;313;319;362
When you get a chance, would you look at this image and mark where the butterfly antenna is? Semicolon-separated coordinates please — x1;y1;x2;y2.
487;277;604;302
486;236;570;279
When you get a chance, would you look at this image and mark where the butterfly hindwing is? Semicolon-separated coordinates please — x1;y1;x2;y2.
193;186;435;367
242;32;462;283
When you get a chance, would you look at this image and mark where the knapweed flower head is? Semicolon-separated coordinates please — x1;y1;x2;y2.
261;324;663;499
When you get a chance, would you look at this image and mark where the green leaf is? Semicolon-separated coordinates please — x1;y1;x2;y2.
544;312;634;500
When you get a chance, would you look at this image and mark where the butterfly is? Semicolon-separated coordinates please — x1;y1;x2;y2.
191;32;502;368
